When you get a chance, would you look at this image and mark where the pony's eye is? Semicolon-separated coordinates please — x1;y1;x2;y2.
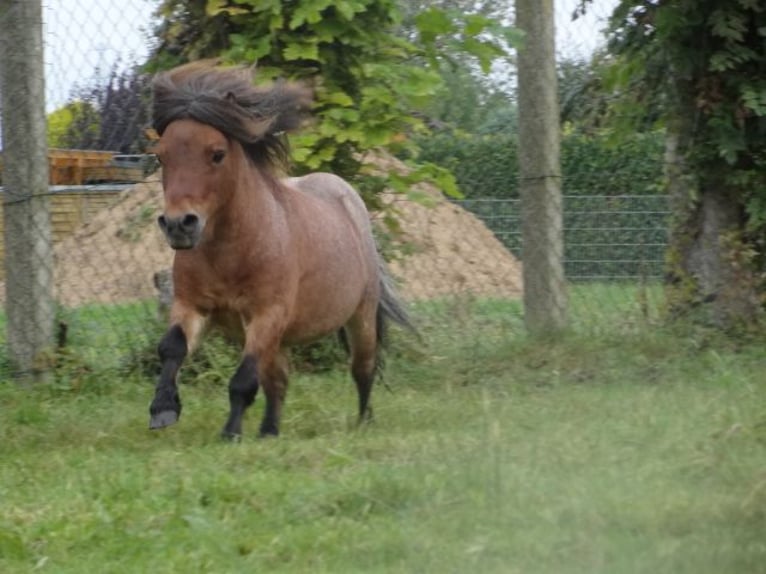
211;150;226;164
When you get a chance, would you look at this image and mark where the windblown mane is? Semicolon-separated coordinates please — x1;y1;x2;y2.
152;62;312;172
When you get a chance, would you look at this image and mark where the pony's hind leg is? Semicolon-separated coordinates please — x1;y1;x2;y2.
352;351;376;423
345;306;380;423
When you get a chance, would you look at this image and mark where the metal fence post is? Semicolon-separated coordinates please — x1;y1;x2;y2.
516;0;568;334
0;0;55;377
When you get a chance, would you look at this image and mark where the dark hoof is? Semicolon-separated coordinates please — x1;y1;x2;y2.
149;410;179;429
220;430;242;442
359;406;374;425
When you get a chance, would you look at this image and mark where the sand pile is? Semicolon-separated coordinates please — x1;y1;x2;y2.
371;154;522;300
8;155;521;307
52;174;171;307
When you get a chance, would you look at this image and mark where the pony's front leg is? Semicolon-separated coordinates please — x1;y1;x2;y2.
221;355;259;440
220;350;288;440
221;309;287;439
149;309;206;429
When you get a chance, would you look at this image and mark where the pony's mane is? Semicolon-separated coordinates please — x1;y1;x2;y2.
152;62;312;172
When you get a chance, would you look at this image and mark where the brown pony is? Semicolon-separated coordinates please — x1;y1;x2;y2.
147;62;412;439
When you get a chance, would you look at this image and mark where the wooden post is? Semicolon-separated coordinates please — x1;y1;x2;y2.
0;0;55;377
515;0;568;334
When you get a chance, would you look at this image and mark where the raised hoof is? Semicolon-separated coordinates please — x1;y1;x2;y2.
149;410;179;429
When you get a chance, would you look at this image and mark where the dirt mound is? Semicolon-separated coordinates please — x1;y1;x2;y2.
9;156;521;307
52;175;171;307
369;153;522;300
382;194;522;300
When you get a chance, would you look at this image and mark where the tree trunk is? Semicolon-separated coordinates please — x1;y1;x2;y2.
664;85;761;328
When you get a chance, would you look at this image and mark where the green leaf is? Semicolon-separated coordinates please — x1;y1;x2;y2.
324;107;360;122
283;41;319;61
415;7;456;44
312;18;347;42
269;12;284;31
460;37;504;74
501;26;525;49
251;66;283;83
248;35;272;60
710;10;747;41
464;14;491;37
322;90;355;107
304;142;337;169
405;188;439;207
710;52;735;71
335;0;367;21
206;0;249;16
416;162;462;198
741;85;766;116
289;0;333;29
391;162;462;199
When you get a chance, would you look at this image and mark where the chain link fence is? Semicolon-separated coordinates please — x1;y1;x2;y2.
1;0;665;379
459;195;669;282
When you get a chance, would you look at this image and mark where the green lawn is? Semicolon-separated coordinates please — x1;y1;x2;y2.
1;289;765;573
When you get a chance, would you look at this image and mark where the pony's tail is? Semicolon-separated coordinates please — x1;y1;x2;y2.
374;264;414;383
376;256;417;352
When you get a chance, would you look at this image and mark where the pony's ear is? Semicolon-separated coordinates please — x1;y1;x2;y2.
270;82;313;135
243;116;277;140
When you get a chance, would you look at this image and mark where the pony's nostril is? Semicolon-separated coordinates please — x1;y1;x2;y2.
157;215;168;229
181;213;199;229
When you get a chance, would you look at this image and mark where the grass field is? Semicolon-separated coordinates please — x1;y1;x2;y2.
1;288;765;573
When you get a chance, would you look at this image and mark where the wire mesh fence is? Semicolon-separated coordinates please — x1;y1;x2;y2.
459;195;669;282
0;0;667;381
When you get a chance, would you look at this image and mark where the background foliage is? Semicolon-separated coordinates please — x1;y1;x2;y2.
49;66;151;153
580;0;766;323
416;129;664;199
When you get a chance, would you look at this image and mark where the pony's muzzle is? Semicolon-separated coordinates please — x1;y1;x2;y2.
158;212;204;249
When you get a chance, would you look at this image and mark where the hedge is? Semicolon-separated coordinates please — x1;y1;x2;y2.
416;130;665;199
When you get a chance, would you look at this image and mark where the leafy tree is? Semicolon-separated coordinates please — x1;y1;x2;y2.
47;102;98;148
418;63;517;135
57;100;101;150
397;0;515;70
55;65;152;153
146;0;516;205
578;0;766;327
95;67;152;153
558;54;612;132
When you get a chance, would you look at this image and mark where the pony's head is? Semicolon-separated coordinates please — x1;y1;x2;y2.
151;62;311;249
